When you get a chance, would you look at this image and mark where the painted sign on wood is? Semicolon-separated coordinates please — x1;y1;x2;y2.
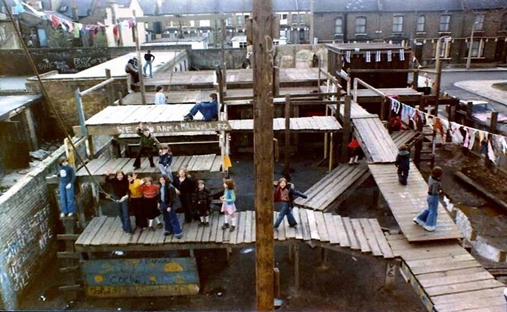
82;258;199;298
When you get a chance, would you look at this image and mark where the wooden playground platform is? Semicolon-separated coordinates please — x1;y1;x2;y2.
75;209;394;260
228;116;342;132
76;155;223;180
387;234;505;312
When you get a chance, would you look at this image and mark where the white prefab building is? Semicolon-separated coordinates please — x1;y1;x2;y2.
230;35;287;48
143;37;209;50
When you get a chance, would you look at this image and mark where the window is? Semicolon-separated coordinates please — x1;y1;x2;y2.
335;17;343;34
239;42;247;48
393;15;403;33
189;20;195;27
282;14;287;20
292;13;297;24
299;14;306;24
299;29;305;41
501;13;507;30
435;41;451;58
416;15;425;32
200;20;210;27
440;15;451;32
474;14;484;31
356;16;366;34
237;15;243;26
226;17;232;26
468;39;484;57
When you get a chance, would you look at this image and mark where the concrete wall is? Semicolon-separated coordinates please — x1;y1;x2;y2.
189;48;246;70
275;44;327;68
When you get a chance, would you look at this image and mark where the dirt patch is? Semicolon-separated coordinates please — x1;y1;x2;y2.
492;82;507;92
424;144;507;250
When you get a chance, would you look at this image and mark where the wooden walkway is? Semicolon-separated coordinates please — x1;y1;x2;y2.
355;88;422;103
228;116;342;132
73;105;231;136
76;155;223;180
391;129;420;148
387;234;505;312
75;209;394;259
294;163;369;211
369;164;462;242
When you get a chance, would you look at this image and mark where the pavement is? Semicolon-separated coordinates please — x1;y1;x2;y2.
454;80;507;106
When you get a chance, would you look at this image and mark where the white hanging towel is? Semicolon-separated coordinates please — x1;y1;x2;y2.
399;49;405;61
387;50;392;62
376;51;381;62
345;51;351;63
365;51;371;63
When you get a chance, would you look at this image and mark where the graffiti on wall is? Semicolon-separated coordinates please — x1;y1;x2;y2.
36;56;108;73
2;205;53;291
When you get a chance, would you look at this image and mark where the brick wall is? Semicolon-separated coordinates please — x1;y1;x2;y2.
0;144;66;310
26;75;129;135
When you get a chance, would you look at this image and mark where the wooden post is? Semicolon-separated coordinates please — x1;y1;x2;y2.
380;97;387;121
253;0;275;309
294;244;300;294
412;70;419;89
414;98;425;169
220;18;227;97
273;66;280;97
62;217;77;301
320;248;329;269
105;69;114;106
387;98;393;126
324;106;329;160
133;10;146;105
283;95;291;180
430;129;436;169
328;132;334;172
117;91;123;105
273;268;281;298
384;259;400;292
341;95;352;163
23;107;38;150
86;136;94;159
74;87;88;137
466;101;473;126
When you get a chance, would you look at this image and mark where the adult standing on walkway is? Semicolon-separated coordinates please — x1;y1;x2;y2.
413;166;443;232
143;50;155;78
105;169;132;234
173;169;197;223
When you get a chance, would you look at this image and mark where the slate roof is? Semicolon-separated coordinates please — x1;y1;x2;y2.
138;0;158;15
314;0;379;13
57;0;107;19
462;0;507;10
381;0;463;11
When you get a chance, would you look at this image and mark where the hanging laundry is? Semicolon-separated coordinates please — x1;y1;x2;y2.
50;15;62;29
345;50;351;63
434;117;445;138
113;24;119;36
467;128;477;150
487;135;496;163
376;51;381;62
399;49;405;61
128;20;135;29
73;23;80;38
401;105;411;124
499;136;507;154
449;122;463;144
365;51;371;63
387;50;392;62
13;0;25;14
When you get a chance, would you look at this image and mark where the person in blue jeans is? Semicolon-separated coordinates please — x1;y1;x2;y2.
395;144;410;186
183;93;219;121
53;156;76;218
273;177;307;230
158;175;182;239
413;166;443;232
106;169;132;234
143;50;155;78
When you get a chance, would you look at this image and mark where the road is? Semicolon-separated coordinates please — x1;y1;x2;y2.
426;70;507;115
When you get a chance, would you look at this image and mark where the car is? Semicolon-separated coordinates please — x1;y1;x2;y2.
458;100;507;125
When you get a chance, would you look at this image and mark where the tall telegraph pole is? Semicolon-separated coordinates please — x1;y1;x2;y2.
252;0;275;310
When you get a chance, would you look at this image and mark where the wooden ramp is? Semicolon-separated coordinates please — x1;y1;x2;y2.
354;117;398;163
369;164;462;242
74;210;394;259
387;234;505;312
391;129;420;148
76;155;223;180
294;163;369;211
228;116;342;132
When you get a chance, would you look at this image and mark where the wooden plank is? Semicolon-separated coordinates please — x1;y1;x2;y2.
305;209;321;240
332;215;350;248
313;211;329;242
406;254;475;268
359;218;382;256
411;260;483;275
237;210;247;244
419;270;495;288
209;213;220;243
425;279;505;297
244;211;253;243
342;217;359;250
108;218;125;246
299;209;311;241
129;226;142;245
91;217;116;246
323;213;340;244
351;218;371;253
292;207;303;240
367;219;394;259
431;287;506;306
215;214;225;243
75;217;101;245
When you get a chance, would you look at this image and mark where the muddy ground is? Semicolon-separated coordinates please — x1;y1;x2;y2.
19;148;426;312
420;144;507;250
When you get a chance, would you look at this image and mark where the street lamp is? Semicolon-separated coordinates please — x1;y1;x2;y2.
466;22;478;70
434;35;452;99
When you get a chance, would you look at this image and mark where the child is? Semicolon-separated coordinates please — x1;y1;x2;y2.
158;144;173;181
413;166;443;232
106;169;131;234
158;175;182;239
133;122;160;170
138;177;163;231
193;180;211;227
154;85;167;105
127;172;147;229
348;138;363;165
395;144;411;186
173;169;197;223
273;178;307;230
221;178;237;232
53;156;76;218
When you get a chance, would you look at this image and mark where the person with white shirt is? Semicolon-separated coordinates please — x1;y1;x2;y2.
154;85;167;105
